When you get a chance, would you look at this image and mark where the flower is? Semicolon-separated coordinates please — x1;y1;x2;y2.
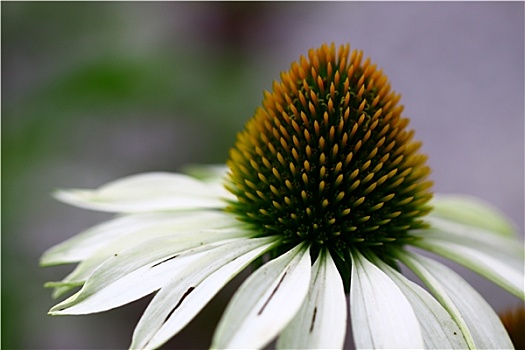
42;43;524;349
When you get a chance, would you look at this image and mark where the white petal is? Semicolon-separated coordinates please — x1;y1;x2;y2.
211;243;311;349
50;243;207;315
431;194;517;237
54;172;232;213
49;228;249;312
350;250;424;349
424;216;524;261
373;256;468;349
48;223;251;298
277;249;347;350
399;251;514;349
131;236;277;350
414;237;524;300
41;210;242;266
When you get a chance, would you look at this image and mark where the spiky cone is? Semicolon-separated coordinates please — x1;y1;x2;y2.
227;43;433;282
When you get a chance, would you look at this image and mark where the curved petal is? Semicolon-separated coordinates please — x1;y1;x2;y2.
431;194;517;237
413;237;524;300
50;225;250;290
40;210;242;266
373;255;468;349
131;236;277;350
424;216;524;262
54;172;232;213
277;249;347;350
350;250;424;349
50;241;208;315
398;250;514;349
48;227;249;303
211;243;311;349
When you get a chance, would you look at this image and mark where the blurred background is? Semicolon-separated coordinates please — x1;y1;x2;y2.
2;2;523;349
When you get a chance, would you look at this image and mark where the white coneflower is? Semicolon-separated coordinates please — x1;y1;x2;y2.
42;43;524;349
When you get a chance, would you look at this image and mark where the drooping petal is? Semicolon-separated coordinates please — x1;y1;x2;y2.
431;194;517;237
350;249;424;349
48;227;249;304
414;237;524;300
277;249;347;350
398;250;514;349
54;172;232;213
131;236;277;350
40;210;242;266
424;216;524;263
50;241;207;315
373;255;468;349
211;243;311;349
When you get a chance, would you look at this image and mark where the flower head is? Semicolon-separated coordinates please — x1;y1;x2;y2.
42;43;524;349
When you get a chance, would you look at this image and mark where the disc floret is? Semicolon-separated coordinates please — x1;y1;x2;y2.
227;43;433;261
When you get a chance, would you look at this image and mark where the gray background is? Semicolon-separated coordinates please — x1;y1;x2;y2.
3;2;523;349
